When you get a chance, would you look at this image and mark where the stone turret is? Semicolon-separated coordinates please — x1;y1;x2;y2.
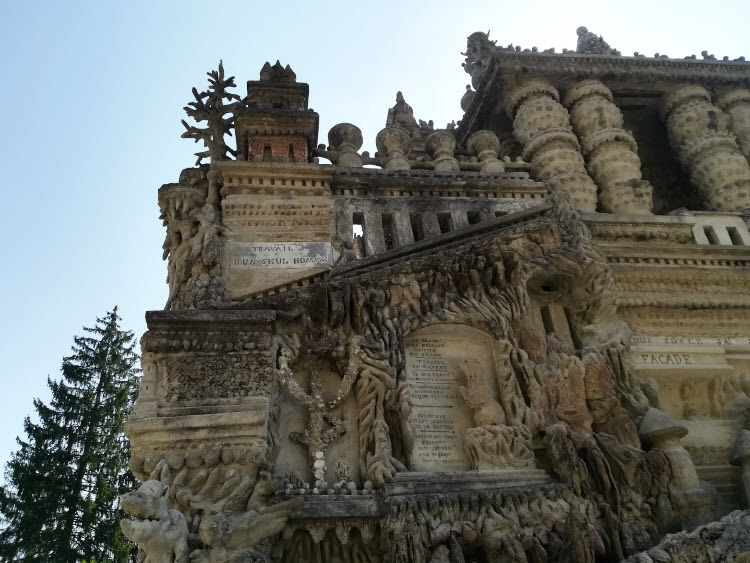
234;61;319;163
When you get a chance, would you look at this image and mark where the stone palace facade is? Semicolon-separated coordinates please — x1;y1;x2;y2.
120;28;750;562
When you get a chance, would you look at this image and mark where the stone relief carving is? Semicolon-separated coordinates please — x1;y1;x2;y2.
120;480;190;563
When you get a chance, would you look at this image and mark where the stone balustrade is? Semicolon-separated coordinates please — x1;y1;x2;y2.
661;84;750;212
563;79;653;214
505;79;598;210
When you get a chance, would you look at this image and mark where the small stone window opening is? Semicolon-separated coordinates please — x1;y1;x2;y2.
494;210;507;218
437;213;453;234
727;226;744;246
410;213;424;242
467;210;481;225
703;225;721;245
382;214;397;250
352;212;366;258
288;143;295;161
263;144;273;161
540;305;555;336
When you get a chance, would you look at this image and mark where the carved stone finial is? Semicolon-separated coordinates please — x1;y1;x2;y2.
576;26;621;56
259;60;296;83
467;130;505;173
328;123;364;167
387;91;419;131
425;130;459;171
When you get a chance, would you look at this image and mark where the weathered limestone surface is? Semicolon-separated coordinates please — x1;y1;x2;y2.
122;28;750;563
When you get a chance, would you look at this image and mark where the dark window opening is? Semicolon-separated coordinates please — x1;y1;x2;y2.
727;226;744;246
467;210;481;225
288;143;295;161
704;225;720;245
263;145;272;161
437;213;453;234
382;214;397;250
410;213;423;242
494;210;507;218
353;212;365;258
540;305;554;336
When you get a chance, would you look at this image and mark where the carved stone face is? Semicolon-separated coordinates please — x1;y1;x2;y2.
120;480;170;521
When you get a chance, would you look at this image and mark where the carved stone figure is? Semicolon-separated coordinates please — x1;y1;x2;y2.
120;480;190;563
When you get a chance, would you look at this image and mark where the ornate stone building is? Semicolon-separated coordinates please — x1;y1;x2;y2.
121;29;750;562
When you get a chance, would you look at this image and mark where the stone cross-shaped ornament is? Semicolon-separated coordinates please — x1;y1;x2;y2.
280;366;357;487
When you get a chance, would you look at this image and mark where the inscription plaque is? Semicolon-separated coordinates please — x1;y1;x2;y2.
405;325;497;472
229;241;332;269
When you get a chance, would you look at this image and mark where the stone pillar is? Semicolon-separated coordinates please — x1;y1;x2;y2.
661;85;750;212
563;79;653;214
506;80;598;210
715;88;750;164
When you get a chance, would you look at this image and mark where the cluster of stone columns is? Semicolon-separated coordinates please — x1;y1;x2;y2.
506;80;599;211
662;85;750;212
505;78;750;214
564;80;653;214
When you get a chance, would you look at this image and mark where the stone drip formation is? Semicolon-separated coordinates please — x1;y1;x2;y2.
121;29;750;563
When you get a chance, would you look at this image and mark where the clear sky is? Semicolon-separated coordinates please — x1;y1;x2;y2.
0;0;748;470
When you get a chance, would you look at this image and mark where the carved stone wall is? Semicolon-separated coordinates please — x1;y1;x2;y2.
123;32;750;563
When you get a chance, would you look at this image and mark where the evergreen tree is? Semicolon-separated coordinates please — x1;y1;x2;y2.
0;308;140;562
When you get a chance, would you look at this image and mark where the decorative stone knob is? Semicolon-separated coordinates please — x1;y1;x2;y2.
328;123;364;167
460;85;475;112
638;408;699;490
425;130;460;171
467;130;505;173
376;125;411;170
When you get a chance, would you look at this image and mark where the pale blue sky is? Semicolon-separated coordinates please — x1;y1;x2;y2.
0;0;748;469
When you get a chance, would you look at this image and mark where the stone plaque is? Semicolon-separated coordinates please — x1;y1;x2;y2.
229;241;332;269
405;324;497;472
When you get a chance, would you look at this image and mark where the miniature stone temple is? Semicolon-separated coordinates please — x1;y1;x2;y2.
122;31;750;562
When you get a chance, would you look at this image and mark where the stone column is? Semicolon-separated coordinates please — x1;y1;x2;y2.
506;79;598;210
715;88;750;164
661;85;750;212
563;79;653;214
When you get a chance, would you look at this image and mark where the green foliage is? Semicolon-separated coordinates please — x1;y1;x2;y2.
0;308;141;562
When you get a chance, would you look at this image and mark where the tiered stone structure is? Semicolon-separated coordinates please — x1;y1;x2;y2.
122;28;750;563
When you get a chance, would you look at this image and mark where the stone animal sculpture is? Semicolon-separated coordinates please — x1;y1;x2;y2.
191;495;303;562
120;480;190;563
458;359;506;426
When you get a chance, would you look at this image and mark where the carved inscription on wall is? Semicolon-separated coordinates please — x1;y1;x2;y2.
405;325;497;472
228;241;332;269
